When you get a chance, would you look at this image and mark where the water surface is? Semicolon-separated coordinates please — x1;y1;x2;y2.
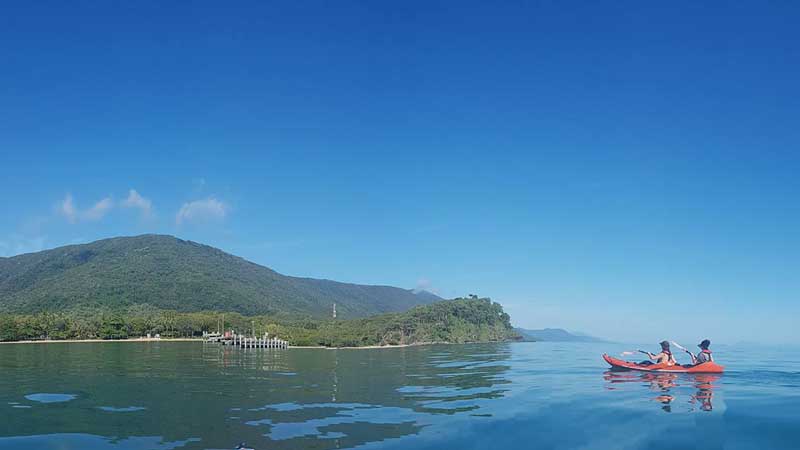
1;341;797;449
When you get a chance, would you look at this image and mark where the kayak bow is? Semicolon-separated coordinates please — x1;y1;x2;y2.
602;354;724;373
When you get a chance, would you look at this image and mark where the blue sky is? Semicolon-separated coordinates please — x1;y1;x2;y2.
2;1;799;344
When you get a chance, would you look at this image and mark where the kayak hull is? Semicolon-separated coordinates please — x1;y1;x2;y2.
602;354;724;373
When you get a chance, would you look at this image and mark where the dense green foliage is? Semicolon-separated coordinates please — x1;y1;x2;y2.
0;235;439;318
305;296;521;347
0;297;520;346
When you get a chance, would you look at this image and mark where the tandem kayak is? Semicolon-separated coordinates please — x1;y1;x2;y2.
602;354;724;373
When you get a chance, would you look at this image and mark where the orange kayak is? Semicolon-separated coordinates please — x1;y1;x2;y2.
603;354;724;373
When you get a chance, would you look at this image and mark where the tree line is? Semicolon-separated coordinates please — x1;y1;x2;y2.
0;297;520;347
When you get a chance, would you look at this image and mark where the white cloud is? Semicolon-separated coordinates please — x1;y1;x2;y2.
58;194;114;223
121;189;153;218
83;197;113;221
413;278;440;295
59;194;78;223
176;197;228;225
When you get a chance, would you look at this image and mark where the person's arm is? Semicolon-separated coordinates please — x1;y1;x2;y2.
648;352;664;361
689;352;698;365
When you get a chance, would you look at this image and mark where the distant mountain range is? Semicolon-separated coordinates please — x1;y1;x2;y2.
515;327;609;343
0;235;441;318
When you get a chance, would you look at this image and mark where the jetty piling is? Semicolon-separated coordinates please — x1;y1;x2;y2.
212;330;288;349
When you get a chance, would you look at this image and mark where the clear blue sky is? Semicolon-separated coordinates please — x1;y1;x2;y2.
2;1;799;344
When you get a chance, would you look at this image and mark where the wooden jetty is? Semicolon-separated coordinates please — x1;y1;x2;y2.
224;334;288;349
204;316;289;349
207;331;288;349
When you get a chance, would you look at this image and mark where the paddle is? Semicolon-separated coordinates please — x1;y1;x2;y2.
671;341;692;354
621;350;651;357
671;341;696;364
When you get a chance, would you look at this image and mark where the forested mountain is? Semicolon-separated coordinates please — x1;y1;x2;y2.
0;235;440;318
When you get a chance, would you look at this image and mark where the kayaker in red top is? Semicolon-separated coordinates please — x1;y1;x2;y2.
689;339;714;365
642;341;677;366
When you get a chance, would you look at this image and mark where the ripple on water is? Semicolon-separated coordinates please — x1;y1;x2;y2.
242;402;429;441
24;393;77;403
397;385;497;397
320;431;347;439
0;434;199;450
97;406;147;412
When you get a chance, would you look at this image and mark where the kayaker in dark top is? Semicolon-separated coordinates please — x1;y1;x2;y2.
689;339;714;365
642;341;677;366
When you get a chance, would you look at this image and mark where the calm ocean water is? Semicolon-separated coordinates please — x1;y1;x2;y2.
1;341;798;450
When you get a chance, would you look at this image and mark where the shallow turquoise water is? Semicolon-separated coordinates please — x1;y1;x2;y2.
0;341;797;449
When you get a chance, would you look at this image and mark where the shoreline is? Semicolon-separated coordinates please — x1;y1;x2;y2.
0;339;429;349
0;338;202;345
291;342;441;350
0;339;507;349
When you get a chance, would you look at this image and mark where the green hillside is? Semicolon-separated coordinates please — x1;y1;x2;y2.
0;235;440;318
300;296;521;347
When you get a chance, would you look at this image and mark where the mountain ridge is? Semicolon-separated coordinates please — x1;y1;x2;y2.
515;327;610;343
0;234;441;318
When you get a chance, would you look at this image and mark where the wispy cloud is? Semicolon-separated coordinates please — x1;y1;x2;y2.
176;197;228;225
121;189;153;219
58;194;114;223
413;278;440;296
59;194;79;223
83;197;113;221
0;235;47;257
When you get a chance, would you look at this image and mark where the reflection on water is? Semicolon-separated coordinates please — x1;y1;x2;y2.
604;371;721;413
0;342;513;450
227;345;514;449
0;434;199;450
97;406;148;412
1;342;798;449
24;393;78;403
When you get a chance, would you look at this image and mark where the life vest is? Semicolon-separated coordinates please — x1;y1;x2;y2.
662;349;676;365
696;348;713;364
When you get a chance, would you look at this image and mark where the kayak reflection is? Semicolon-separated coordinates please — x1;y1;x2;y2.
691;374;718;412
604;371;720;413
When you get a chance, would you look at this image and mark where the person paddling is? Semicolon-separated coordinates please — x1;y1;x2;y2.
642;341;677;366
688;339;714;365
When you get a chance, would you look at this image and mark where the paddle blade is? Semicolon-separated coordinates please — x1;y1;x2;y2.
670;341;690;352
